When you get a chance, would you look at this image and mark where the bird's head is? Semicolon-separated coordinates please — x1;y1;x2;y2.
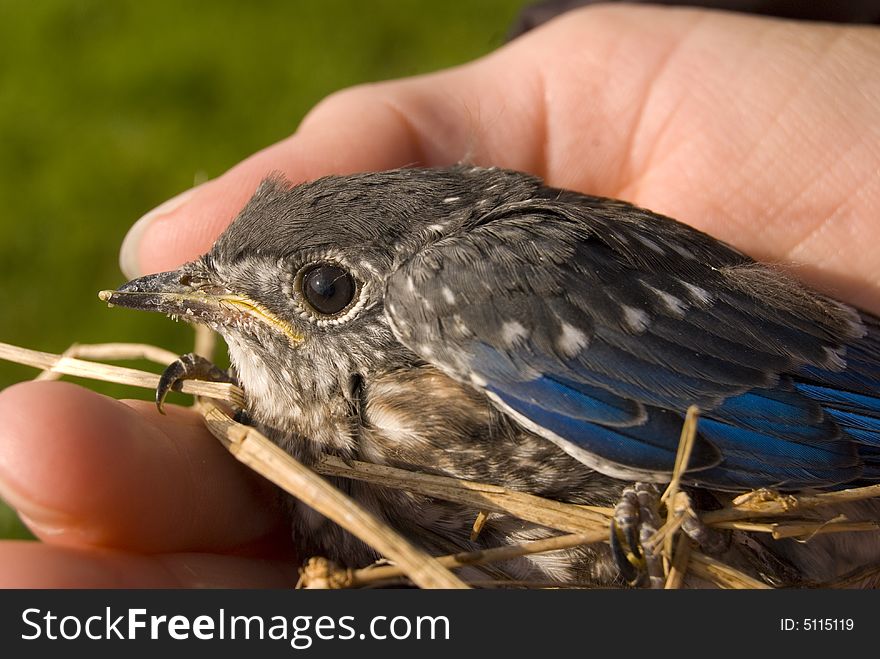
101;167;543;438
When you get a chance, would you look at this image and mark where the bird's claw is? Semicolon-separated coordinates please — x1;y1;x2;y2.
610;482;664;588
156;353;235;414
676;492;730;556
611;484;732;588
609;519;642;584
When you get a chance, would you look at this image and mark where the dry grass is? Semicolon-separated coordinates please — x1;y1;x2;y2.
2;335;879;589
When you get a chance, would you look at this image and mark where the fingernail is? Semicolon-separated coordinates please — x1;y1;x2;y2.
17;511;70;538
119;187;199;278
0;481;70;537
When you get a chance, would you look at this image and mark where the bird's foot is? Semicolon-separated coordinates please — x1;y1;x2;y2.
611;483;730;587
156;353;237;414
610;483;664;588
673;491;730;556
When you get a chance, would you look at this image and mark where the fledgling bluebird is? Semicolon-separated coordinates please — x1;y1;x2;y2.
102;166;880;587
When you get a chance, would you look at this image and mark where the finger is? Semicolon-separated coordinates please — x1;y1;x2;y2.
0;381;286;554
0;541;294;588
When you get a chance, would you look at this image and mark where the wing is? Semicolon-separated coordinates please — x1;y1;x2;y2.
384;195;872;491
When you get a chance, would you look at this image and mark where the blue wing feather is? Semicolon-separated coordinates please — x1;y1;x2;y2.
688;452;862;490
487;385;722;473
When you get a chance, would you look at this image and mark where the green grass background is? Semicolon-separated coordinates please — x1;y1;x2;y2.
0;0;527;541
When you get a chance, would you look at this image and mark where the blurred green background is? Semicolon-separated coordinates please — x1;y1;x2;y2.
0;0;526;541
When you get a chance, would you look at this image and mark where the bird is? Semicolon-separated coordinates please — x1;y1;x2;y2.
101;165;880;587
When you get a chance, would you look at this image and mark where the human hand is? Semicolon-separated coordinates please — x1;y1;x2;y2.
0;382;294;586
1;5;878;586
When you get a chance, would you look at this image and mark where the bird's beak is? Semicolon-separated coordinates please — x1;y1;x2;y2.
99;269;303;345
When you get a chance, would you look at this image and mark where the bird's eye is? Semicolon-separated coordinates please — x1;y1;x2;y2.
300;263;357;316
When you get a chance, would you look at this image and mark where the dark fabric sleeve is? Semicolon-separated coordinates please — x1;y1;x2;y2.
508;0;880;40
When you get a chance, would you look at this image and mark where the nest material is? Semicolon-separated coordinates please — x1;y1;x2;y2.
2;333;879;590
